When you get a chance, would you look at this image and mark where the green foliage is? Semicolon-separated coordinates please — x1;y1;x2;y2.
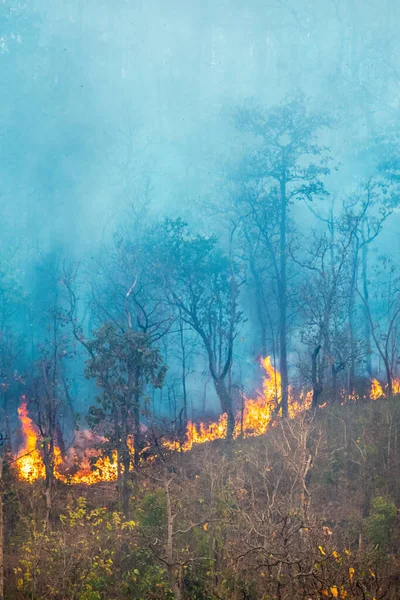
85;325;167;406
150;218;242;333
119;549;174;600
181;565;214;600
137;490;167;528
85;323;167;469
16;497;133;600
234;92;331;197
366;496;397;549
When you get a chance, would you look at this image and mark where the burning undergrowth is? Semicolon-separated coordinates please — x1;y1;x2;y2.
13;356;394;486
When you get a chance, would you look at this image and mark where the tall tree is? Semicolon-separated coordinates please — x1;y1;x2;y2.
85;324;166;515
297;214;358;405
234;94;331;416
64;206;171;482
358;257;400;397
28;256;75;525
152;219;243;439
0;248;28;599
343;181;392;387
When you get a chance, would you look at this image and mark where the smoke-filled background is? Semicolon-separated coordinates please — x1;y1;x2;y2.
2;0;400;429
3;0;400;246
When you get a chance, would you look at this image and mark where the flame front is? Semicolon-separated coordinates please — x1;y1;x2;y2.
371;378;383;400
392;379;400;395
370;378;400;399
56;449;119;485
14;360;398;485
15;402;119;484
165;356;308;451
236;356;281;437
16;401;46;482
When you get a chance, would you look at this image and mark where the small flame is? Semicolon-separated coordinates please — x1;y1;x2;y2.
392;379;400;395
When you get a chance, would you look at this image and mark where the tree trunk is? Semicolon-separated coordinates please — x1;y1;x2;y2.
331;363;344;404
121;418;131;517
43;441;54;527
133;366;141;467
311;345;322;410
122;452;130;517
166;479;182;600
385;360;393;398
247;242;267;355
362;242;372;377
113;406;122;494
167;565;182;600
348;244;358;395
0;456;4;600
45;483;52;525
179;319;188;431
279;177;289;418
202;369;210;415
213;377;235;439
331;365;338;404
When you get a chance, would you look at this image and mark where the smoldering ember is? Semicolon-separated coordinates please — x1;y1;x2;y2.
2;1;400;599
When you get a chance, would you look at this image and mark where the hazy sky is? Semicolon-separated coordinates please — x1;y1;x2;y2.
2;0;400;258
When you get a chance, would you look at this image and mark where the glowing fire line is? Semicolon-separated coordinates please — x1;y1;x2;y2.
13;358;397;485
16;401;46;482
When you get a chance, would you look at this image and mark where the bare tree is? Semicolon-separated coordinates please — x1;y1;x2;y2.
358;256;400;396
152;219;244;439
234;93;331;416
297;218;356;404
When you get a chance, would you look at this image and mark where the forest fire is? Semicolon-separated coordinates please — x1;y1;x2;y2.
13;358;395;485
14;405;119;485
16;401;46;482
55;446;119;486
163;356;287;452
370;378;400;399
371;378;383;400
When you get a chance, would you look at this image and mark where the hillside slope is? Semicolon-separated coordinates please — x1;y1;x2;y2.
5;399;400;600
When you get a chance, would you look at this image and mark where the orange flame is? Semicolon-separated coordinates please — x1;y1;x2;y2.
16;401;46;482
371;379;383;400
14;359;392;485
392;379;400;395
56;449;119;485
370;377;400;399
165;356;310;451
15;401;119;484
236;356;281;437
